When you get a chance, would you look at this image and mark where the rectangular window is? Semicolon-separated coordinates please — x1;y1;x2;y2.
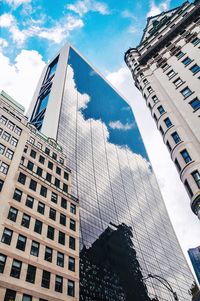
48;161;53;170
175;158;181;172
191;37;200;46
29;137;35;144
30;149;36;158
69;236;75;250
18;172;26;184
16;234;27;251
44;247;53;262
162;63;169;71
7;121;15;130
56;166;61;175
184;180;193;197
190;64;200;74
191;170;200;188
49;208;56;221
4;289;16;301
37;202;45;214
41;270;51;289
5;149;14;160
2;131;10;142
68;256;75;272
21;213;31;228
157;105;165;115
61;197;67;209
59;157;64;165
64;172;69;180
60;213;66;226
175;51;184;59
166;141;172;152
14;126;22;136
29;179;37;191
0;143;5;154
27;161;34;171
167;70;175;79
10;137;18;147
46;172;52;182
40;185;47;197
39;155;45;164
70;219;76;231
0;179;4;192
68;280;75;297
30;241;40;257
173;77;183;88
55;275;63;293
37;142;42;149
171;131;181;144
164;117;172;128
181;149;192;164
58;231;65;245
51;192;57;203
0;115;8;125
10;259;22;278
46;56;58;79
55;178;60;188
0;162;9;174
57;252;64;267
36;166;43;177
182;57;192;66
147;86;153;93
181;87;192;98
189;97;200;111
13;188;22;202
70;203;76;214
52;152;57;160
34;219;43;234
7;207;18;222
1;228;13;245
47;226;54;240
22;295;32;301
63;183;68;193
45;147;50;155
25;195;34;208
0;254;7;273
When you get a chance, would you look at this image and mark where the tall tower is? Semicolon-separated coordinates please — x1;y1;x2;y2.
29;44;194;300
124;0;200;219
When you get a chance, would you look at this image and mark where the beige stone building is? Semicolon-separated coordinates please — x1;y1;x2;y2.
0;91;79;301
125;0;200;219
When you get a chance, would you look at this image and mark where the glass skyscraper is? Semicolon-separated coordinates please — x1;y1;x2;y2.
29;45;194;300
188;246;200;285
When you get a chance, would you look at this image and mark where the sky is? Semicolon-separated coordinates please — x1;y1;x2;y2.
0;0;199;277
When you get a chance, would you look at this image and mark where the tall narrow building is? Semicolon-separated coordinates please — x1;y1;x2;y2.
124;0;200;219
29;44;194;300
188;246;200;285
0;91;79;301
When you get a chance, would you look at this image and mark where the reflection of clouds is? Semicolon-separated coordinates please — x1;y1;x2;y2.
109;120;135;130
58;62;193;301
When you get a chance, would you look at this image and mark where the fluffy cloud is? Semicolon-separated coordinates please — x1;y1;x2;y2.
0;12;84;46
106;66;200;268
147;0;171;17
109;120;135;130
67;0;110;17
4;0;31;8
0;38;8;49
0;50;45;109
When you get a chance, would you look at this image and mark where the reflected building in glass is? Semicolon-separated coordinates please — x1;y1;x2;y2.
29;45;194;300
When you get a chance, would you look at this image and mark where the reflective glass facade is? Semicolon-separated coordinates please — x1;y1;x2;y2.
188;247;200;285
30;46;193;301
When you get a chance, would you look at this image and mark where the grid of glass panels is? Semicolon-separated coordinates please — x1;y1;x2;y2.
56;47;193;300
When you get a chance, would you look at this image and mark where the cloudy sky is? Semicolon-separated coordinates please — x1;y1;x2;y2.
0;0;199;274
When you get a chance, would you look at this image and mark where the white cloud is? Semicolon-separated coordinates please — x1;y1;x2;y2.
147;0;170;17
0;13;14;27
106;66;200;273
0;50;45;110
67;0;110;17
4;0;31;8
0;12;84;46
109;120;135;130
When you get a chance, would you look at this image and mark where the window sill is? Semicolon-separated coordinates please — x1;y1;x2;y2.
183;91;195;100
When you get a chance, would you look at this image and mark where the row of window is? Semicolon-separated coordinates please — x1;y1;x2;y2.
13;187;76;213
8;202;76;230
3;289;48;301
29;136;65;166
0;115;22;135
18;170;68;195
0;257;75;296
26;147;69;180
0;128;18;146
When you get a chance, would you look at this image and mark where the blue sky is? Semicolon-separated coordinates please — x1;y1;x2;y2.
1;0;185;73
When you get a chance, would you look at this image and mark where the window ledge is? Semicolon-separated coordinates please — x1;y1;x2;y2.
183;91;195;100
